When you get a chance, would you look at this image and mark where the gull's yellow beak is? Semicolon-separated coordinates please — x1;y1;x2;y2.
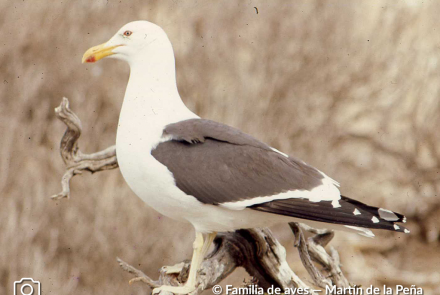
82;42;121;63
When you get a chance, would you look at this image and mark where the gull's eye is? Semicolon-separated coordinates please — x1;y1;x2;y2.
123;30;133;37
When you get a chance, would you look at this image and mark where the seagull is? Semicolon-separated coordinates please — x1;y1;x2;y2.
82;21;409;294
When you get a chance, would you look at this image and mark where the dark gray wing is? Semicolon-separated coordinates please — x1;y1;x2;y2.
152;119;324;205
152;119;408;233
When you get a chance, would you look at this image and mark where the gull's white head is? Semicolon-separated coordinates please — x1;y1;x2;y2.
82;21;172;66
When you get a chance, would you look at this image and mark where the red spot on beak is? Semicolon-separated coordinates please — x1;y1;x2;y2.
86;55;96;63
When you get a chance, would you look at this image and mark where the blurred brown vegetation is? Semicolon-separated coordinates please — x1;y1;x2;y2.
1;0;439;294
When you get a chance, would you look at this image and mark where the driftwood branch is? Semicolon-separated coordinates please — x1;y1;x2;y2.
290;223;350;288
117;229;320;295
51;97;353;294
51;97;117;200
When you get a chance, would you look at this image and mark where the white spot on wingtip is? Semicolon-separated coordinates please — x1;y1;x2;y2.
378;208;399;221
353;208;361;215
403;216;407;223
394;224;400;230
371;216;380;223
332;200;341;208
404;229;410;234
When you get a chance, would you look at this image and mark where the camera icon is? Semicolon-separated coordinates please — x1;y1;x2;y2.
13;278;40;295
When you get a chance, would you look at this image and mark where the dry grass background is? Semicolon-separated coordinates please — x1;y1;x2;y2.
1;0;439;294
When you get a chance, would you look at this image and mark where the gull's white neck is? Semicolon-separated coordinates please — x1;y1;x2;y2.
116;46;197;152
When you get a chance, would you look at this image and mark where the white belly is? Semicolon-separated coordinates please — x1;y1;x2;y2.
116;142;192;220
114;88;203;222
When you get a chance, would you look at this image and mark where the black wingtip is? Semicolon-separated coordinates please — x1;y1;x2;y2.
250;195;410;235
341;196;409;233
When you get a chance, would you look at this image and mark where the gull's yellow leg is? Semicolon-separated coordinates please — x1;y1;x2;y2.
183;232;205;288
152;232;216;294
185;232;217;287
